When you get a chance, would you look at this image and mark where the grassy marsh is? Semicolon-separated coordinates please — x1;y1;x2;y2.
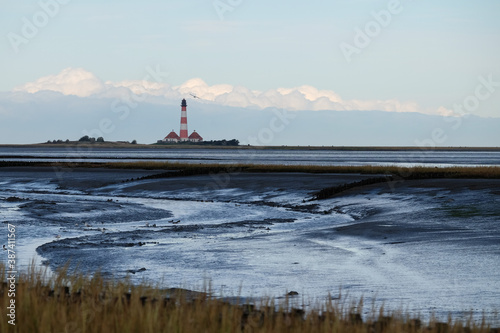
2;161;498;178
1;263;497;333
1;160;500;179
80;162;500;180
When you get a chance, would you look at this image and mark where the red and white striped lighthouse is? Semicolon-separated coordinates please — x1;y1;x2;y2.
179;99;188;141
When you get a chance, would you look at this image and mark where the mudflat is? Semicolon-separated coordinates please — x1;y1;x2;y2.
1;166;499;322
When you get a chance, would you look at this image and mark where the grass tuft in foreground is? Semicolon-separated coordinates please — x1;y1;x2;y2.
1;263;497;333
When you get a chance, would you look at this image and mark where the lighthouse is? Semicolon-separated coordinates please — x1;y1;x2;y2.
160;99;203;143
179;99;188;141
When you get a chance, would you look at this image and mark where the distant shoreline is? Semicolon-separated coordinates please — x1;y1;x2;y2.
1;142;500;151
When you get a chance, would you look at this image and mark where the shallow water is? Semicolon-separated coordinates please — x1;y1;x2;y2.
0;167;499;324
1;147;500;167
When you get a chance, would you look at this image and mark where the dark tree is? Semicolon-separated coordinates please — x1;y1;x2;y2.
79;135;90;142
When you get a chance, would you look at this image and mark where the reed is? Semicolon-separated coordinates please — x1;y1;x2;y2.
107;162;500;176
0;263;496;333
1;160;500;179
102;162;500;180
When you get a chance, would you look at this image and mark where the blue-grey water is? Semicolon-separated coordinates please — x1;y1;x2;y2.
1;147;499;324
1;147;500;167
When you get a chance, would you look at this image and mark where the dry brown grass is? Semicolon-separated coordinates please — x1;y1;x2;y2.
1;160;500;179
0;263;497;333
101;162;500;179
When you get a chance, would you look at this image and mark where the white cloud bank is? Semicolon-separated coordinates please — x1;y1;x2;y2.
15;68;106;97
13;68;450;115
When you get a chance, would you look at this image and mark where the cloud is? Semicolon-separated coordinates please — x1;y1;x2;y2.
14;68;106;97
12;67;446;115
436;106;455;117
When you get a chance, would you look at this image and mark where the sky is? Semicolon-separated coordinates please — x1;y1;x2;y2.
0;0;499;145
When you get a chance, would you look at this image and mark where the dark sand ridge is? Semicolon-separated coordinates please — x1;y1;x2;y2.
328;178;500;242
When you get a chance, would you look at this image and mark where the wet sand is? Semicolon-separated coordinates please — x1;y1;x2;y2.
1;166;499;322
